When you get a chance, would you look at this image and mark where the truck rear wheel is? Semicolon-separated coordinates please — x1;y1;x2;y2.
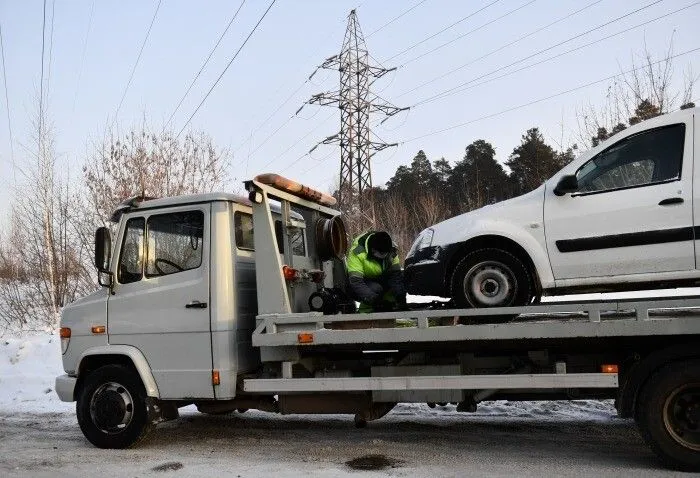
450;248;532;322
76;364;151;449
637;360;700;471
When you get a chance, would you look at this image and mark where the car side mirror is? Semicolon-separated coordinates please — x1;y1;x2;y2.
553;175;578;196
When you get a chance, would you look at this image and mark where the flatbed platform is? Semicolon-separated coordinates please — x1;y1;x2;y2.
253;295;700;348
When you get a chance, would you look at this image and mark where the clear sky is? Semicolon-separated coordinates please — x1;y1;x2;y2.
0;0;698;211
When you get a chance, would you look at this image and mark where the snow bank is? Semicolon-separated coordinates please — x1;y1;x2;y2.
0;332;73;414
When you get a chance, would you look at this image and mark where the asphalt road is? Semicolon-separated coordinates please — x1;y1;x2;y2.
0;406;689;478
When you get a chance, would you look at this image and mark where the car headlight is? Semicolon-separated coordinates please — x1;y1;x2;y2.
407;228;434;258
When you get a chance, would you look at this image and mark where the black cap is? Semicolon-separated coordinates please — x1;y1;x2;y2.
368;231;392;254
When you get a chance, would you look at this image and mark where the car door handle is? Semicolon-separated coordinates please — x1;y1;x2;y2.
658;197;684;206
185;301;208;309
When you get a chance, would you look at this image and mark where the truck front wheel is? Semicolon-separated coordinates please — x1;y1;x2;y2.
76;364;151;449
637;360;700;471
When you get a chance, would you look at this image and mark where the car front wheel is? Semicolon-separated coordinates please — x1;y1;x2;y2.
450;248;532;320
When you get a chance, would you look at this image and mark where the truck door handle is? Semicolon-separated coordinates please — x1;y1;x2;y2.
185;301;208;309
659;197;684;206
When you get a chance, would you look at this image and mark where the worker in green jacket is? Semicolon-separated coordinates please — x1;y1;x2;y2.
346;231;406;313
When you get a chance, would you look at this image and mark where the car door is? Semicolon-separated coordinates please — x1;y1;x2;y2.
107;205;214;399
544;121;694;281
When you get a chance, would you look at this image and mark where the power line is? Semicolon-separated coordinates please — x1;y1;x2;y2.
412;0;668;107
235;1;427;170
233;2;368;158
384;0;502;63
397;0;605;99
165;0;246;129
234;73;311;155
365;0;429;38
0;23;14;168
72;0;95;115
411;2;699;108
398;0;537;67
244;113;296;161
113;0;163;126
45;0;55;101
259;110;336;172
400;46;700;145
39;0;47;139
296;147;336;176
177;0;277;138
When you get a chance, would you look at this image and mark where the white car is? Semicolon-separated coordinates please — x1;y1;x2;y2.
405;107;698;308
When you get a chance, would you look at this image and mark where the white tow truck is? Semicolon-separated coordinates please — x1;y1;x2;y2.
56;174;700;471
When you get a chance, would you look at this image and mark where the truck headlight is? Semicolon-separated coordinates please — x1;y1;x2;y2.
407;229;434;257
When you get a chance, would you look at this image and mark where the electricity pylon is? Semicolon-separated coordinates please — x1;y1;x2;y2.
304;9;406;230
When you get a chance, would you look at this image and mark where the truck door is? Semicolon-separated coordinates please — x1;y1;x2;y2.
544;120;694;281
107;205;214;399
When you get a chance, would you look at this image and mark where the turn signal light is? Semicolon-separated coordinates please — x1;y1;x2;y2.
212;370;220;385
601;364;618;374
59;327;71;355
283;266;299;281
298;333;314;344
91;325;106;335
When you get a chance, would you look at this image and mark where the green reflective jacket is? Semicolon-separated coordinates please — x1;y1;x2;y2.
346;231;400;279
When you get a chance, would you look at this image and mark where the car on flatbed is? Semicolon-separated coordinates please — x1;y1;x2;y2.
405;107;699;309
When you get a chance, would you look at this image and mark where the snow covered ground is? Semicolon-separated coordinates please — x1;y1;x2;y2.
0;332;688;477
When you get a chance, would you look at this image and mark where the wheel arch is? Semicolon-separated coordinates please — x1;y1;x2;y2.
76;346;160;399
617;342;700;419
444;235;542;298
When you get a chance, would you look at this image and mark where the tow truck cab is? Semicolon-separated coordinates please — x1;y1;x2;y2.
58;187;332;401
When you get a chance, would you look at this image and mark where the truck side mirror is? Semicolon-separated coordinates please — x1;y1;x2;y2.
553;175;578;196
94;227;112;273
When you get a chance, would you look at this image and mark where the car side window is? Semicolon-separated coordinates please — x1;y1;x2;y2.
118;217;145;284
274;220;306;256
145;211;204;278
575;123;685;194
234;212;255;251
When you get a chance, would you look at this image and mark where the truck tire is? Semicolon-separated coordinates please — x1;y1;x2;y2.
637;360;700;471
450;248;532;322
76;364;151;449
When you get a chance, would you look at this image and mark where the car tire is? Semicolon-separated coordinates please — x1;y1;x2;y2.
450;248;532;322
636;360;700;471
76;364;151;449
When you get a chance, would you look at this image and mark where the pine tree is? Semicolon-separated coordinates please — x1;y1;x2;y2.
409;150;434;188
451;140;509;211
506;128;563;195
628;99;661;125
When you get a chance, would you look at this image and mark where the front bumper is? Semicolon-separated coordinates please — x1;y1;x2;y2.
404;246;450;297
55;374;77;402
